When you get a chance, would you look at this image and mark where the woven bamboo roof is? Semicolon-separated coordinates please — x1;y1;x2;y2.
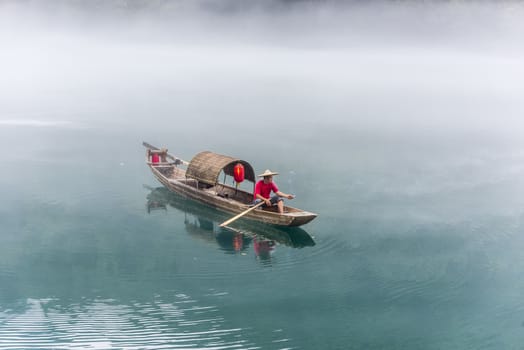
186;151;256;185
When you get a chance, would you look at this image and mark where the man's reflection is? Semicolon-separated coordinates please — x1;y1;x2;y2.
253;235;276;263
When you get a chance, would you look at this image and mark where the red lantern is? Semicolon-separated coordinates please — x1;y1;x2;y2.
233;163;245;183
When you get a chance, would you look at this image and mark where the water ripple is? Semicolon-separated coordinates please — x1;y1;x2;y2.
0;297;260;350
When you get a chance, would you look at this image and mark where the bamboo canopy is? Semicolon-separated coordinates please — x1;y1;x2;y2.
185;151;256;186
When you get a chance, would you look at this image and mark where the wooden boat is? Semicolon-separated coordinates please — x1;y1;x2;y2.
145;186;316;248
143;142;317;227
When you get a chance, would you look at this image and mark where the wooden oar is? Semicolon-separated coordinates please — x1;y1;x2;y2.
219;201;264;227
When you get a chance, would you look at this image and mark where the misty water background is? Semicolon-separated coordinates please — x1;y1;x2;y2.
1;1;524;348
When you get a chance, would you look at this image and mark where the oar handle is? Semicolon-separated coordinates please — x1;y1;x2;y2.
219;201;264;227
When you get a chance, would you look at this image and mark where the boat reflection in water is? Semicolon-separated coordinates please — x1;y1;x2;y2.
146;194;167;213
145;186;315;257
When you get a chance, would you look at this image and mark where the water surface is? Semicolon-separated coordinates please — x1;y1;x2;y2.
1;1;524;349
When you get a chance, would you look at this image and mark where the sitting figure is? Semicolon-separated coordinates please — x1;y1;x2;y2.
253;169;294;214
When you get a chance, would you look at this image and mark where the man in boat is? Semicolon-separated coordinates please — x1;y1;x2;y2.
254;169;295;214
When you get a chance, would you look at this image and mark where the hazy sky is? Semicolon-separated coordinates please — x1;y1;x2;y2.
1;0;523;136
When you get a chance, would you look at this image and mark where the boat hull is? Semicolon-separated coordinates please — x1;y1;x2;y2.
149;164;317;227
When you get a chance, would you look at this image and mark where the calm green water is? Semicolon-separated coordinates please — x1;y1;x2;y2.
1;121;524;349
2;2;524;349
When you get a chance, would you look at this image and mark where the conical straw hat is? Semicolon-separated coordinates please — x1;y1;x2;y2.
258;169;279;177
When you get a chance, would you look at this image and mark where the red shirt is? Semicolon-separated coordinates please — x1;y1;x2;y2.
254;180;279;200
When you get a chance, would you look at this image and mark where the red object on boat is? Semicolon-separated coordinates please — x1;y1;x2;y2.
233;163;245;183
152;153;160;164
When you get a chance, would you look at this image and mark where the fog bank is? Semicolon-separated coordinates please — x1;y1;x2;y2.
1;0;523;140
